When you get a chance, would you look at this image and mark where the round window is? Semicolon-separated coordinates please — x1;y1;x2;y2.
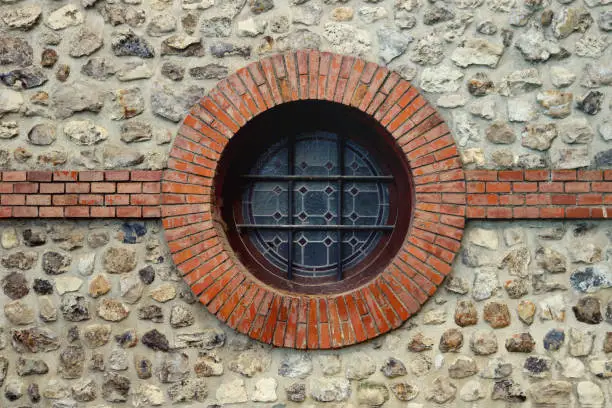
216;100;413;294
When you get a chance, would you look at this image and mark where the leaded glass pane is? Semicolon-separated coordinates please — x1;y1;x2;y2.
243;131;391;279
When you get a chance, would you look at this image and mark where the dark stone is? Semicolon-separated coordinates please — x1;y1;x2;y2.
115;329;138;348
135;356;153;379
102;372;130;402
2;272;29;299
501;29;514;47
543;328;565;351
251;0;274;14
161;62;185;81
0;66;48;89
468;73;494;96
27;383;40;403
11;327;60;353
573;297;603;324
541;9;554;26
138;265;155;285
505;332;536;352
524;356;551;376
33;278;53;295
41;48;58;67
23;228;46;246
138;305;164;322
381;357;407;378
81;57;117;80
286;382;306;402
0;357;7;386
0;36;33;66
141;329;170;351
111;29;155;58
189;64;228;80
577;90;603;115
42;251;71;275
120;222;147;244
67;325;80;343
423;6;455;25
596;149;612;167
455;300;478;327
60;294;91;322
492;379;527;402
570;266;611;292
604;332;612;353
210;42;251;58
56;63;70;82
439;328;463;352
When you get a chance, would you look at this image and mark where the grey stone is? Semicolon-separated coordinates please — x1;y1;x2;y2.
27;123;56;146
1;66;48;89
0;5;42;30
0;121;18;139
357;382;389;406
142;329;169;351
46;5;83;30
423;5;455;25
161;34;206;57
472;267;500;301
170;304;194;328
529;381;572;405
581;63;612;88
70;27;103;57
0;89;23;116
229;348;271;377
161;61;185;81
577;381;604;407
1;272;28;300
410;33;444;65
492;379;526;402
189;64;228;80
575;34;609;58
16;357;48;376
71;378;97;402
53;82;104;119
58;345;85;379
64;120;108;145
543;328;565;351
425;376;456;404
486;121;515;144
440;328;463;352
103;247;137;274
11;327;59;353
449;356;478;378
346;352;375;379
381;357;407;378
550;145;590;169
552;7;593;38
421;65;463;93
4;378;23;401
377;26;412;63
116;61;153;81
576;90;603;115
81;57;117;80
573;297;602;324
286;382;306;402
110;87;144;120
1;250;37;270
477;20;498;34
323;22;371;56
550;66;576;88
43;251;71;275
0;36;33;66
60;294;90;322
536;246;567;273
97;298;129;322
82;324;112;348
470;330;498;355
4;299;34;324
505;332;536;352
151;82;205;122
135;356;152;379
310;377;351;402
515;25;562;62
569;328;594;357
210;42;251;58
452;38;504;68
138;304;163;322
111;28;155;58
147;14;176;37
101;372;130;402
480;357;512;379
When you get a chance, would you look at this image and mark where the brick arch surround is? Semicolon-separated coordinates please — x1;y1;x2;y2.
161;50;467;349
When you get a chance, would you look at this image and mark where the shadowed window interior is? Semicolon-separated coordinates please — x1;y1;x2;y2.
217;101;412;294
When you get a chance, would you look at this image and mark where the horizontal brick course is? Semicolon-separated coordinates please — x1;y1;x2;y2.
0;170;161;218
464;169;612;220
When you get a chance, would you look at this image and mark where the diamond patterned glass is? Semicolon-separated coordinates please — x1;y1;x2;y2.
242;131;390;279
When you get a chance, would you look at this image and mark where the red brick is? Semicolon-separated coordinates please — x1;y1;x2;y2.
117;206;142;218
91;182;115;193
39;207;64;217
13;206;38;217
65;206;89;217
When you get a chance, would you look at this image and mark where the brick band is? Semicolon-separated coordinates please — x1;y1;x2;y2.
465;169;612;219
0;170;162;218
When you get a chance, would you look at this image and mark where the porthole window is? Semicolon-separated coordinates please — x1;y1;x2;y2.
217;100;413;294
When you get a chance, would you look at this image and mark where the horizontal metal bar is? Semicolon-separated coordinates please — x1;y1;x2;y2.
236;224;394;230
240;175;394;181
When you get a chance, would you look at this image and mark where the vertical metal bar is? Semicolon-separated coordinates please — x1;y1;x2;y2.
336;134;344;281
287;135;294;280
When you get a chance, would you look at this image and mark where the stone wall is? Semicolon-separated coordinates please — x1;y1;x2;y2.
0;220;610;407
0;0;611;407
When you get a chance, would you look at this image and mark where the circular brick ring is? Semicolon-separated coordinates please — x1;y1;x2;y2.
162;50;466;349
